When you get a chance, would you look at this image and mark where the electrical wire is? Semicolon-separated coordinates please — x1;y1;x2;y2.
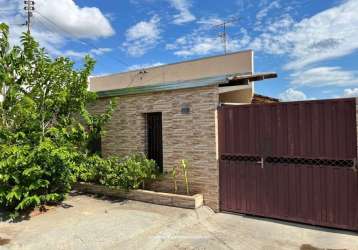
34;16;121;76
34;11;158;88
34;10;131;68
0;21;25;26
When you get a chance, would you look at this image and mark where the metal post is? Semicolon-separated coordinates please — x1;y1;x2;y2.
24;1;35;33
213;17;239;55
223;23;227;55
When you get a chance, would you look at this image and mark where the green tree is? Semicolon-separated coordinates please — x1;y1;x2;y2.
0;23;96;144
0;23;113;216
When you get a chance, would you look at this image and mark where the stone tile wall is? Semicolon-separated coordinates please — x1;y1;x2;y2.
91;86;220;210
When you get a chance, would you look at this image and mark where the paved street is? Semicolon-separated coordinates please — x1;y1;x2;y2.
0;194;357;250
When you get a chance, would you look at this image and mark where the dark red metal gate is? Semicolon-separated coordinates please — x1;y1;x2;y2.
218;98;358;230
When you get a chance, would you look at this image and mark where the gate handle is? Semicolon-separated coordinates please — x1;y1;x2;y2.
256;157;264;169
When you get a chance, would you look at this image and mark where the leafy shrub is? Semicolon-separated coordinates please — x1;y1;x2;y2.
0;139;76;216
79;154;158;190
0;23;159;217
76;154;114;185
0;23;117;217
120;154;158;189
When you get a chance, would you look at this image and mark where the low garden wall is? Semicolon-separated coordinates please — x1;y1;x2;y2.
73;182;203;209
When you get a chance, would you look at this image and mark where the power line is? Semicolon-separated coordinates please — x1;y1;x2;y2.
4;22;24;26
34;10;131;68
34;17;130;84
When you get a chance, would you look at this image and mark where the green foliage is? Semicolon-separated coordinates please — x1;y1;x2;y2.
81;99;116;155
79;153;158;190
0;23;159;216
0;139;75;213
0;25;96;144
0;23;120;216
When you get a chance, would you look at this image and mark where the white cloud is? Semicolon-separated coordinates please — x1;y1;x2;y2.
90;48;113;56
232;0;358;90
61;48;112;58
61;50;87;58
0;0;114;58
168;0;196;25
247;0;358;71
2;20;66;56
256;1;280;23
166;18;246;57
127;62;164;71
196;17;224;27
167;35;240;57
343;88;358;97
249;14;295;55
290;67;358;87
279;88;307;101
123;15;161;57
90;72;111;78
0;0;17;11
34;0;114;39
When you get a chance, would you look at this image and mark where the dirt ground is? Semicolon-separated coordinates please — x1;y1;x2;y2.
0;194;357;250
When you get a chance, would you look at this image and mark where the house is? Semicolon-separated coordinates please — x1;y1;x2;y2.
89;51;358;231
89;50;277;211
251;93;279;104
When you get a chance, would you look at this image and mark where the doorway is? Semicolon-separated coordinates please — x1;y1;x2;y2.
146;112;163;172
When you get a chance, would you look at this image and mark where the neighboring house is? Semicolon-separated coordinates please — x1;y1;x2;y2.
252;93;279;104
89;50;276;210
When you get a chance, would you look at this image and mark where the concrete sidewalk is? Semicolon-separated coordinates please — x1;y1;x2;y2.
0;194;357;250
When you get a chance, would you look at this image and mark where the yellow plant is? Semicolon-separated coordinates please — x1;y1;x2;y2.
181;160;190;195
171;165;178;193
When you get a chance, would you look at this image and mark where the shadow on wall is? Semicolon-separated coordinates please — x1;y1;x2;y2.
0;237;11;246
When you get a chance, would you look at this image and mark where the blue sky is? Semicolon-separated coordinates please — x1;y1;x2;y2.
1;0;358;100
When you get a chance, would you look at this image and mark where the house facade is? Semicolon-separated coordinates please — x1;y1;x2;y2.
89;51;276;210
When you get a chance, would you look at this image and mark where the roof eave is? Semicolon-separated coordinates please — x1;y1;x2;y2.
95;72;277;98
219;72;277;87
96;74;230;98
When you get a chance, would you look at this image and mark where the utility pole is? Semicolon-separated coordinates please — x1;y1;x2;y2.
24;1;35;33
213;17;239;55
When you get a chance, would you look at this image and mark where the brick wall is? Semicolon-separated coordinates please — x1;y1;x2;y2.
91;86;220;210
